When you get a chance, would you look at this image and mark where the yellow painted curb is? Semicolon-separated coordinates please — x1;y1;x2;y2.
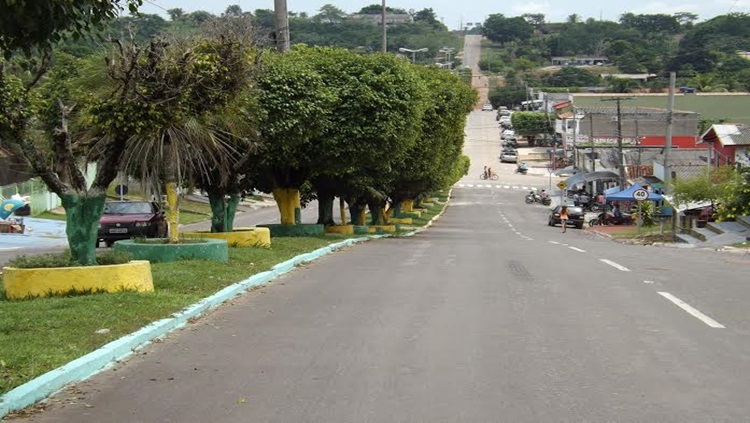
389;217;413;224
420;202;436;208
324;225;354;235
368;225;397;233
2;260;154;300
182;227;271;247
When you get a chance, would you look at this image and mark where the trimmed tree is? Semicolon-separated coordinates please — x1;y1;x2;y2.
511;111;554;147
388;65;476;212
253;47;335;224
297;46;428;226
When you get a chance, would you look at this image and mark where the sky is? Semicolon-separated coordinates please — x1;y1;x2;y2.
138;0;750;29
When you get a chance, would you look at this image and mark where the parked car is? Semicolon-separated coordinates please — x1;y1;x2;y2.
98;200;168;247
500;150;518;163
482;103;494;111
548;205;585;229
501;129;516;140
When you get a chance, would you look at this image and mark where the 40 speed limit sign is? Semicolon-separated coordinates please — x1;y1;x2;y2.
632;188;649;202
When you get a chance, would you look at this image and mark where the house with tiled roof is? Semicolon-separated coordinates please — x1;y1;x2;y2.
699;124;750;167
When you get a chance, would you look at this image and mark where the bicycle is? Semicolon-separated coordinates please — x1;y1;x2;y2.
480;172;499;180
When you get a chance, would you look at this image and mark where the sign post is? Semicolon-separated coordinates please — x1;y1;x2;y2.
557;181;568;206
632;188;648;234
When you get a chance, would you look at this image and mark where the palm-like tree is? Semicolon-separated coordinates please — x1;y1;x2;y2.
89;29;257;242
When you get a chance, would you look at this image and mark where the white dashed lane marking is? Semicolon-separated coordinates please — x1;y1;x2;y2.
600;259;630;272
658;292;726;329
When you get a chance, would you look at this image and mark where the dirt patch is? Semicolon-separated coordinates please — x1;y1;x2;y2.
617;233;678;245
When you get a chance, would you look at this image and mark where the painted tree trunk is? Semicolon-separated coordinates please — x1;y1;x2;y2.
339;198;347;225
165;182;180;243
367;199;388;225
208;194;241;232
316;192;335;226
349;203;366;226
272;187;300;225
60;193;106;266
401;199;414;213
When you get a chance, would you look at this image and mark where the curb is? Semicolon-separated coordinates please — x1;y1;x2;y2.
0;195;451;417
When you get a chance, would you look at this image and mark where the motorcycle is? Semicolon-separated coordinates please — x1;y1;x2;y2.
525;192;551;206
515;165;528;175
588;211;634;226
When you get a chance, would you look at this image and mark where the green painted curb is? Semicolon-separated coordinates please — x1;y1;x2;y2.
257;223;325;237
114;238;229;263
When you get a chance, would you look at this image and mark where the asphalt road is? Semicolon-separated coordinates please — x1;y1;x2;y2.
10;40;750;421
22;173;750;422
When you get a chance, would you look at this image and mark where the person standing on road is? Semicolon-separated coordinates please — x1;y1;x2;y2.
560;206;569;233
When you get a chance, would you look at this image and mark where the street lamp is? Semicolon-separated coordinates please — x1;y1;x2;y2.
399;47;428;64
439;47;455;69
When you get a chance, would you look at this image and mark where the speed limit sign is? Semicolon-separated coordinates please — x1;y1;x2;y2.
632;188;649;202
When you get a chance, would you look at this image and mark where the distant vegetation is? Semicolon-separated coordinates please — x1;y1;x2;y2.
56;3;463;66
480;12;750;108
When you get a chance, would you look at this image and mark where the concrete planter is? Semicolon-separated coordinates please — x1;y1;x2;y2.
181;227;271;248
324;225;354;235
2;260;153;300
368;225;397;234
257;223;325;237
114;238;229;263
389;217;413;225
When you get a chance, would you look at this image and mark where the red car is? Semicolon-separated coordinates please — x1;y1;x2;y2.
97;201;168;247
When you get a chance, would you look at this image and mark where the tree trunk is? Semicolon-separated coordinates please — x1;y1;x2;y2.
367;199;388;225
208;193;242;232
401;199;414;213
316;191;335;226
60;193;106;266
349;202;366;225
165;182;180;243
208;193;227;233
225;194;240;231
272;187;300;225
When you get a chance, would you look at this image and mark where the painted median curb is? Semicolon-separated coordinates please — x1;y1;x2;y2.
0;193;451;417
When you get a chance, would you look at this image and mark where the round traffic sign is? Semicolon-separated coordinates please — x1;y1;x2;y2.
632;188;649;202
115;184;129;196
556;181;568;190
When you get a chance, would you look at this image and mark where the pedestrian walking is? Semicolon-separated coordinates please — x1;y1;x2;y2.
560;206;569;233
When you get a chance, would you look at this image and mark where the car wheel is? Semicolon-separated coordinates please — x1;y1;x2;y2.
576;223;584;229
548;219;554;227
105;240;114;248
96;240;101;248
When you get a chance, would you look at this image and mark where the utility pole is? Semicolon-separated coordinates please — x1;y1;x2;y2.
274;0;290;52
664;72;676;186
601;97;632;188
589;113;595;171
665;71;676;237
381;0;387;53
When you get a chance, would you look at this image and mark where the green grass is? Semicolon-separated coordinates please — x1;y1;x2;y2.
606;224;677;240
573;94;750;124
33;211;66;221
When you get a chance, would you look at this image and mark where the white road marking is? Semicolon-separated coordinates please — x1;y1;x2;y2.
503;185;510;189
657;292;726;329
600;259;630;272
644;280;654;284
512;186;519;190
548;241;561;245
485;184;492;188
467;184;474;188
569;246;586;253
0;247;22;252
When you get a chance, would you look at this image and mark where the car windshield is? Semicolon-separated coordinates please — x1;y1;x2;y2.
103;202;153;214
